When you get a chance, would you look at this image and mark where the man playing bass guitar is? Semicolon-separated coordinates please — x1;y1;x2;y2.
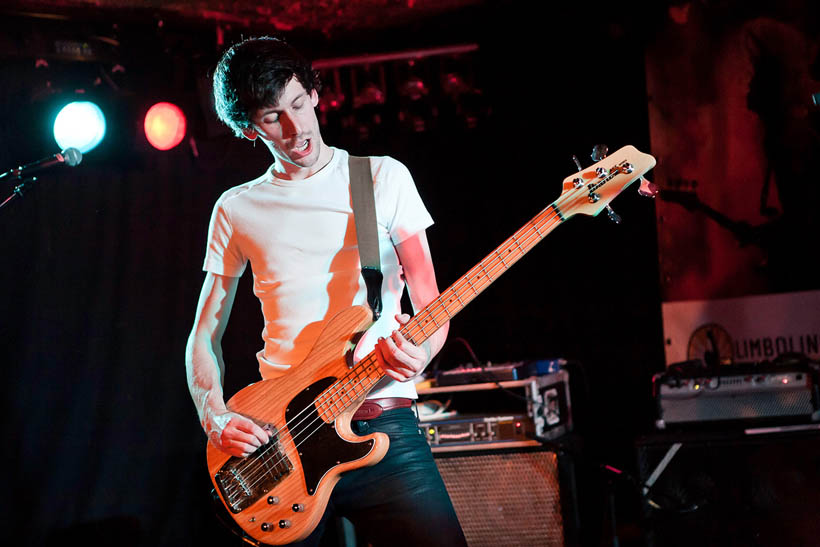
185;36;466;546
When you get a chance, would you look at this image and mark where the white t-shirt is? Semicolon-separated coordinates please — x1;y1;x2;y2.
203;147;433;399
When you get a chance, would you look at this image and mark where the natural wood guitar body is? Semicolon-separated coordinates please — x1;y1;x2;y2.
206;304;389;544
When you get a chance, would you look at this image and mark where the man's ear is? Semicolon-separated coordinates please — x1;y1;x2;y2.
310;88;319;108
241;127;258;140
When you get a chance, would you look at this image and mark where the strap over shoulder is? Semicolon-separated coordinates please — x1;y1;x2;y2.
348;155;383;321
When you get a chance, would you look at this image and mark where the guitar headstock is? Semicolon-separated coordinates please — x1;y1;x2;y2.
559;145;656;218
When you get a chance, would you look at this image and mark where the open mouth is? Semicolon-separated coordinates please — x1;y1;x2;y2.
291;139;312;158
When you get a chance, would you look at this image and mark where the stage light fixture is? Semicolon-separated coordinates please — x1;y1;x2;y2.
53;101;107;154
144;102;187;151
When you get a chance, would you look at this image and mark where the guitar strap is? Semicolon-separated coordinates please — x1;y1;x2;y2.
348;155;383;321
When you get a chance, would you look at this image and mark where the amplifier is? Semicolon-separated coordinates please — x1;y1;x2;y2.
654;362;820;428
419;370;572;451
421;414;536;450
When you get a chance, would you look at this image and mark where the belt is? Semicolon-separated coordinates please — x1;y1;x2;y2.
352;397;414;421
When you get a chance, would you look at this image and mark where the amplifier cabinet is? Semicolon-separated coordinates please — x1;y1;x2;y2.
434;447;578;547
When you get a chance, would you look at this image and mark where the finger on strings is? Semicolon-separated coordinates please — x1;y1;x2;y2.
391;331;426;361
223;437;258;458
224;431;260;450
380;336;417;373
375;340;409;380
234;417;270;444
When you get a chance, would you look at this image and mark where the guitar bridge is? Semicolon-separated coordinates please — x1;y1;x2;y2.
214;426;293;513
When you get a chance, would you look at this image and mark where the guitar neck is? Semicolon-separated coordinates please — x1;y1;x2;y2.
319;199;568;414
402;201;566;346
318;145;655;416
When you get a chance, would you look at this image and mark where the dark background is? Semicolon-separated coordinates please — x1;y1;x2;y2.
1;1;810;546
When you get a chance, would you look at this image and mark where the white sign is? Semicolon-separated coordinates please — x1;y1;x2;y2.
662;290;820;366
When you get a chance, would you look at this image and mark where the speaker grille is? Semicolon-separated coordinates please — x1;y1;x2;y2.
660;390;814;424
436;450;565;547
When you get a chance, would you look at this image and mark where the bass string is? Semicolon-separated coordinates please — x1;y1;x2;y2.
224;357;383;497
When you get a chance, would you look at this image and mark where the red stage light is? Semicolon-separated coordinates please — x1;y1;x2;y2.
144;102;186;150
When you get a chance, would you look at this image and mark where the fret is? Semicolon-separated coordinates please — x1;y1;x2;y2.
478;262;494;281
463;275;479;295
511;234;526;254
549;202;565;222
438;298;454;318
340;388;355;404
324;400;341;419
470;271;486;292
495;248;510;268
424;312;441;328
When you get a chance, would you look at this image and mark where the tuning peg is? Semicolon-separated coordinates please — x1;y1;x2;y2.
637;176;659;198
591;144;608;162
605;205;622;224
571;155;584;171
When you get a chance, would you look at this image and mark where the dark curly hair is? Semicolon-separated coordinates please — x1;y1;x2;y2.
212;36;321;137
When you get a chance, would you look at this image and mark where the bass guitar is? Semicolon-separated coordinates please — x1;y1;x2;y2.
207;145;656;544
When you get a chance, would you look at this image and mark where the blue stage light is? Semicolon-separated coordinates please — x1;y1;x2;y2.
53;101;106;154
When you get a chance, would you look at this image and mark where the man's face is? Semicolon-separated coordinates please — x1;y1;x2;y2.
245;76;325;175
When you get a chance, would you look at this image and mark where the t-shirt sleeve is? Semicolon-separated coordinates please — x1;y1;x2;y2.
203;195;247;277
373;157;434;245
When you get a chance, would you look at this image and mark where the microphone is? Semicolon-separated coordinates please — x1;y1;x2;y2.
0;148;83;181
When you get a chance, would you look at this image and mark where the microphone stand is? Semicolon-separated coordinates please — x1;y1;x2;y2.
0;175;38;211
0;148;82;212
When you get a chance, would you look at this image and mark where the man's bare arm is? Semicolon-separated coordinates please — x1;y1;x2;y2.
185;272;269;456
376;230;448;381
